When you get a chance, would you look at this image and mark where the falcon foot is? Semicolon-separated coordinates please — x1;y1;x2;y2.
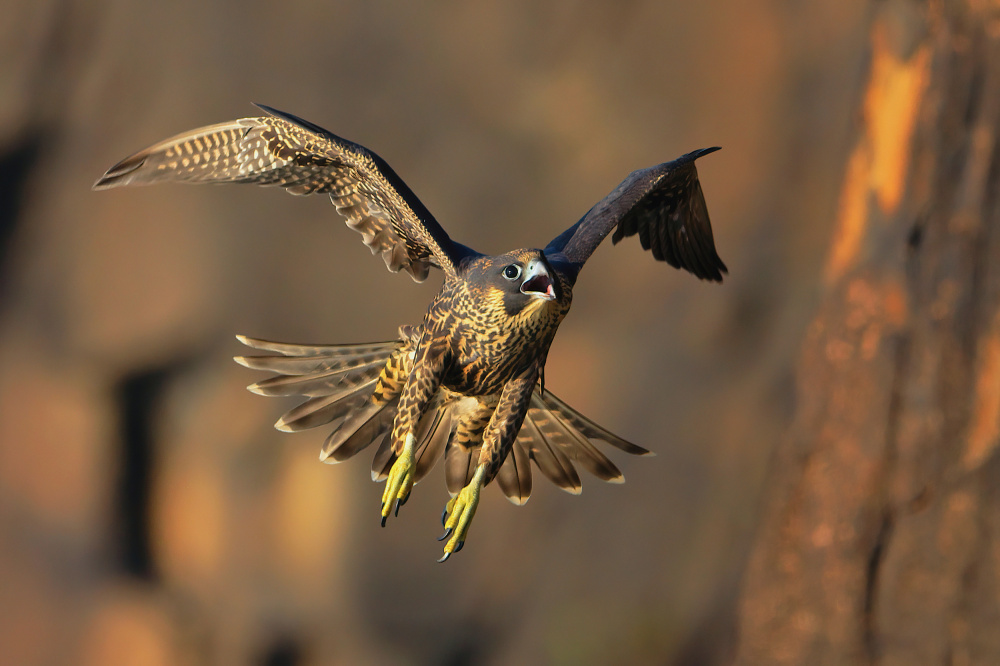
381;433;417;526
438;464;487;562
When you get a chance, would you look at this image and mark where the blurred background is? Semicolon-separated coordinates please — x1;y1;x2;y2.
1;2;869;664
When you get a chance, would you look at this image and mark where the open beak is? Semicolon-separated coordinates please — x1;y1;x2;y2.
520;259;556;300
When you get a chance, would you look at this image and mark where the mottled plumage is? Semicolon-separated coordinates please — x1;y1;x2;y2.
94;105;726;560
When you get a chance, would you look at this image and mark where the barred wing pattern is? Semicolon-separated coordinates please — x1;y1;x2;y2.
93;104;462;281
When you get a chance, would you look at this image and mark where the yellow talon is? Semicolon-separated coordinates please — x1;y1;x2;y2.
381;433;416;526
438;465;487;562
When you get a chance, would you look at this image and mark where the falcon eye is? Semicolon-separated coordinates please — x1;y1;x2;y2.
502;264;522;280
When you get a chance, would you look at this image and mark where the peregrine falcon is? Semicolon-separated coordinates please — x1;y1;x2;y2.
94;105;726;561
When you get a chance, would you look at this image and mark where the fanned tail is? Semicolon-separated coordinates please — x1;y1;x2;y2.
236;332;650;503
235;330;416;463
445;388;651;506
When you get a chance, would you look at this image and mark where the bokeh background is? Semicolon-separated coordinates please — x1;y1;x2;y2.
1;2;869;664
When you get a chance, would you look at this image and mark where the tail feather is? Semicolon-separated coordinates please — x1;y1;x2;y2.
237;335;405;448
444;442;480;495
528;404;624;483
274;382;376;432
495;437;532;505
236;353;356;375
236;335;400;358
368;398;455;483
371;437;396;482
536;390;651;456
236;332;650;503
236;349;395;377
321;401;396;463
249;359;389;397
413;406;453;482
517;414;582;494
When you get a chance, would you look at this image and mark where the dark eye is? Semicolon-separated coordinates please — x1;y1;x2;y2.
503;265;521;280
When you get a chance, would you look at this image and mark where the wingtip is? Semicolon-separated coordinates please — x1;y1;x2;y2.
91;153;148;191
274;417;293;432
233;355;252;368
700;258;729;283
92;171;121;191
247;383;267;396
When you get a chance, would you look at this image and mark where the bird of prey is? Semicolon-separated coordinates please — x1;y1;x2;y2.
94;104;726;561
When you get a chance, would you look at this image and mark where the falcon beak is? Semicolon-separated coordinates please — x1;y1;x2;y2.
520;259;556;300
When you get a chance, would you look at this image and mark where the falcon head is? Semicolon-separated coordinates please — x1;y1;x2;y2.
465;249;561;318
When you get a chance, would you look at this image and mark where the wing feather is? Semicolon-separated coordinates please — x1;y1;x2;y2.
545;147;726;282
94;105;470;281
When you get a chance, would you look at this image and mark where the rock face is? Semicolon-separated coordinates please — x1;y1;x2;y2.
737;3;1000;664
1;3;869;664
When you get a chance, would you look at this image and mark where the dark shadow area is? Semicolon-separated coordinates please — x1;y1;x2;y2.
114;363;183;580
258;635;304;666
0;130;44;300
673;585;740;666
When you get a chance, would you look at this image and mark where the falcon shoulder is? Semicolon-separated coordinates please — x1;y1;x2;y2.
93;104;471;282
545;147;727;282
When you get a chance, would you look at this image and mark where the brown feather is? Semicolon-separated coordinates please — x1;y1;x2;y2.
413;407;453;482
444;441;479;496
370;437;397;483
519;412;582;494
93;107;466;281
534;390;652;456
496;436;532;505
321;400;396;463
248;359;388;397
274;381;376;432
529;406;623;483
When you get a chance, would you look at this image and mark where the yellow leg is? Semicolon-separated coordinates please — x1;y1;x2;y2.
380;433;416;526
438;464;487;562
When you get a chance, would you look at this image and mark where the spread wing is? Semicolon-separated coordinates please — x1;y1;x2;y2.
93;104;469;281
545;147;726;282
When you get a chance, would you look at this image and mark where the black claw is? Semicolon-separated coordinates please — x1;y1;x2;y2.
381;515;387;528
441;507;448;526
437;527;453;542
455;540;465;553
394;498;401;517
438;552;451;563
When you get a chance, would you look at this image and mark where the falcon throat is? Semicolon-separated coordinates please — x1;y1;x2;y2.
94;104;727;562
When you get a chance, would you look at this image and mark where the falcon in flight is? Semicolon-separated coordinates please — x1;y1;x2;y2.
94;105;726;561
